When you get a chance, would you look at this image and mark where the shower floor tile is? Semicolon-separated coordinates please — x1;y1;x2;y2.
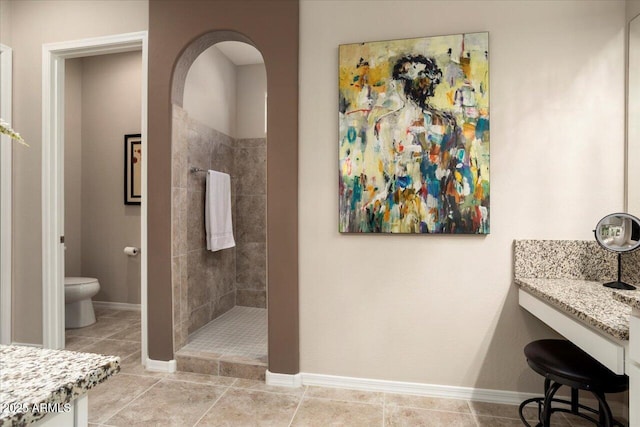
182;306;267;360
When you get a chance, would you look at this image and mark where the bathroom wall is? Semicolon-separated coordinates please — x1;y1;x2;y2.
64;59;83;276
235;64;267;308
64;51;142;305
299;0;626;394
9;0;148;343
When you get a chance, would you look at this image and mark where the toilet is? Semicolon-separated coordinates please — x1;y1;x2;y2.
65;277;100;329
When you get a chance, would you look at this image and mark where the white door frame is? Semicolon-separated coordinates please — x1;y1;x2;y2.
42;32;148;363
0;43;13;345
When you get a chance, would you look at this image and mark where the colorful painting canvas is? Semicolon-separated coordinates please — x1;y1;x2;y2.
339;33;490;234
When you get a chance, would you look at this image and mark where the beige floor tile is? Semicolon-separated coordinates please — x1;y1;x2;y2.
385;405;477;427
81;339;140;360
107;324;141;342
475;414;552;426
291;397;383;427
88;373;160;424
64;335;100;351
468;401;534;420
196;388;300;426
66;317;136;339
232;378;306;396
385;393;471;413
304;386;384;404
105;379;226;426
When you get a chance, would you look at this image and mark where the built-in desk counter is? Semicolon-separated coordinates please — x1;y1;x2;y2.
514;239;640;426
0;345;120;426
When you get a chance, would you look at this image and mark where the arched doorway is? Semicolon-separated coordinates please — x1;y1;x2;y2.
170;33;269;379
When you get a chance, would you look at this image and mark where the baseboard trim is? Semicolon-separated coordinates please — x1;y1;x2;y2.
265;371;540;405
145;358;177;373
93;301;141;312
266;370;302;388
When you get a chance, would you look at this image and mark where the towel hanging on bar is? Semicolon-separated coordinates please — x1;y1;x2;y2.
205;170;235;252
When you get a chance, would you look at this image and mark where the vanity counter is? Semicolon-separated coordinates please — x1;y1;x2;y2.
0;345;119;426
612;288;640;310
515;278;631;340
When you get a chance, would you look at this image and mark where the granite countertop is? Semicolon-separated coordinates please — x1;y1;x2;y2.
0;345;120;426
611;288;640;310
516;278;631;340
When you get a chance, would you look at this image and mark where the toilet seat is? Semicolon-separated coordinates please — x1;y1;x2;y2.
65;277;99;287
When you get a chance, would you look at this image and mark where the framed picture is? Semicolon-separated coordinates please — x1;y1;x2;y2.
339;33;490;234
124;133;142;205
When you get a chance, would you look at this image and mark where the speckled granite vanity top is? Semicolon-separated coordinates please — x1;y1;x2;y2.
0;345;119;426
611;289;640;310
516;278;632;340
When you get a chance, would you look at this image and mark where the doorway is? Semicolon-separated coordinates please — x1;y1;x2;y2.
41;32;149;365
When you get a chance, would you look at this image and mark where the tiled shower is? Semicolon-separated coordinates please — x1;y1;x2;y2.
171;104;267;360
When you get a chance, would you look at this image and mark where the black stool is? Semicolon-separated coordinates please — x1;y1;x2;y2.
518;339;628;427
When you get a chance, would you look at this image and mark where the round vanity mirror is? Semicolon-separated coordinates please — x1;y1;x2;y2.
594;212;640;290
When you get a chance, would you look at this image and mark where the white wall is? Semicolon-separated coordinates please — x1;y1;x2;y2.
9;0;147;343
64;52;142;304
183;45;237;137
299;0;626;393
237;64;266;139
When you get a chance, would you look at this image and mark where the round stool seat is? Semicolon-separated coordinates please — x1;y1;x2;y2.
524;339;628;394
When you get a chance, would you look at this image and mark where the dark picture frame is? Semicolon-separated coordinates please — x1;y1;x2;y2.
124;133;142;205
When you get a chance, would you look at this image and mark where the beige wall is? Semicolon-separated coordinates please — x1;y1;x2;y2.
237;64;267;139
65;52;142;303
9;0;147;343
299;0;626;393
183;46;237;137
64;58;83;276
0;0;10;46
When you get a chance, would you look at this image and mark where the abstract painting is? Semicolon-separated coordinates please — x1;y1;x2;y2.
339;33;489;234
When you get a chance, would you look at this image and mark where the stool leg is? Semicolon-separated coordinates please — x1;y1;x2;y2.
570;388;579;414
592;391;613;427
541;381;562;426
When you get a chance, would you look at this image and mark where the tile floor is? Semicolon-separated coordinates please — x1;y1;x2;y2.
67;308;613;426
182;306;267;361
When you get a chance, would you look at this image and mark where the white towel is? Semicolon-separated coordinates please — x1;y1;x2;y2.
205;170;235;252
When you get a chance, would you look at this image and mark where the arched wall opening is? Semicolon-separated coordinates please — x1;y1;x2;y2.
148;1;298;374
171;37;268;373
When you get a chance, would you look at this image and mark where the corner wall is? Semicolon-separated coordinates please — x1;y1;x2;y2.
299;0;626;393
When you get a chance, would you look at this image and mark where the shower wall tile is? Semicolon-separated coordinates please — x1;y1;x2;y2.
187;249;211;313
172;256;182;329
180;255;189;325
236;290;266;309
174;320;187;353
236;243;266;290
171;105;188;189
187;120;213;192
235;139;266;196
171;188;187;257
189;304;210;335
187;190;206;251
236;195;266;244
209;248;236;302
211;129;235;175
210;290;235;321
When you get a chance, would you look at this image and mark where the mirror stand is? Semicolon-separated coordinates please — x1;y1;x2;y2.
603;253;636;290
